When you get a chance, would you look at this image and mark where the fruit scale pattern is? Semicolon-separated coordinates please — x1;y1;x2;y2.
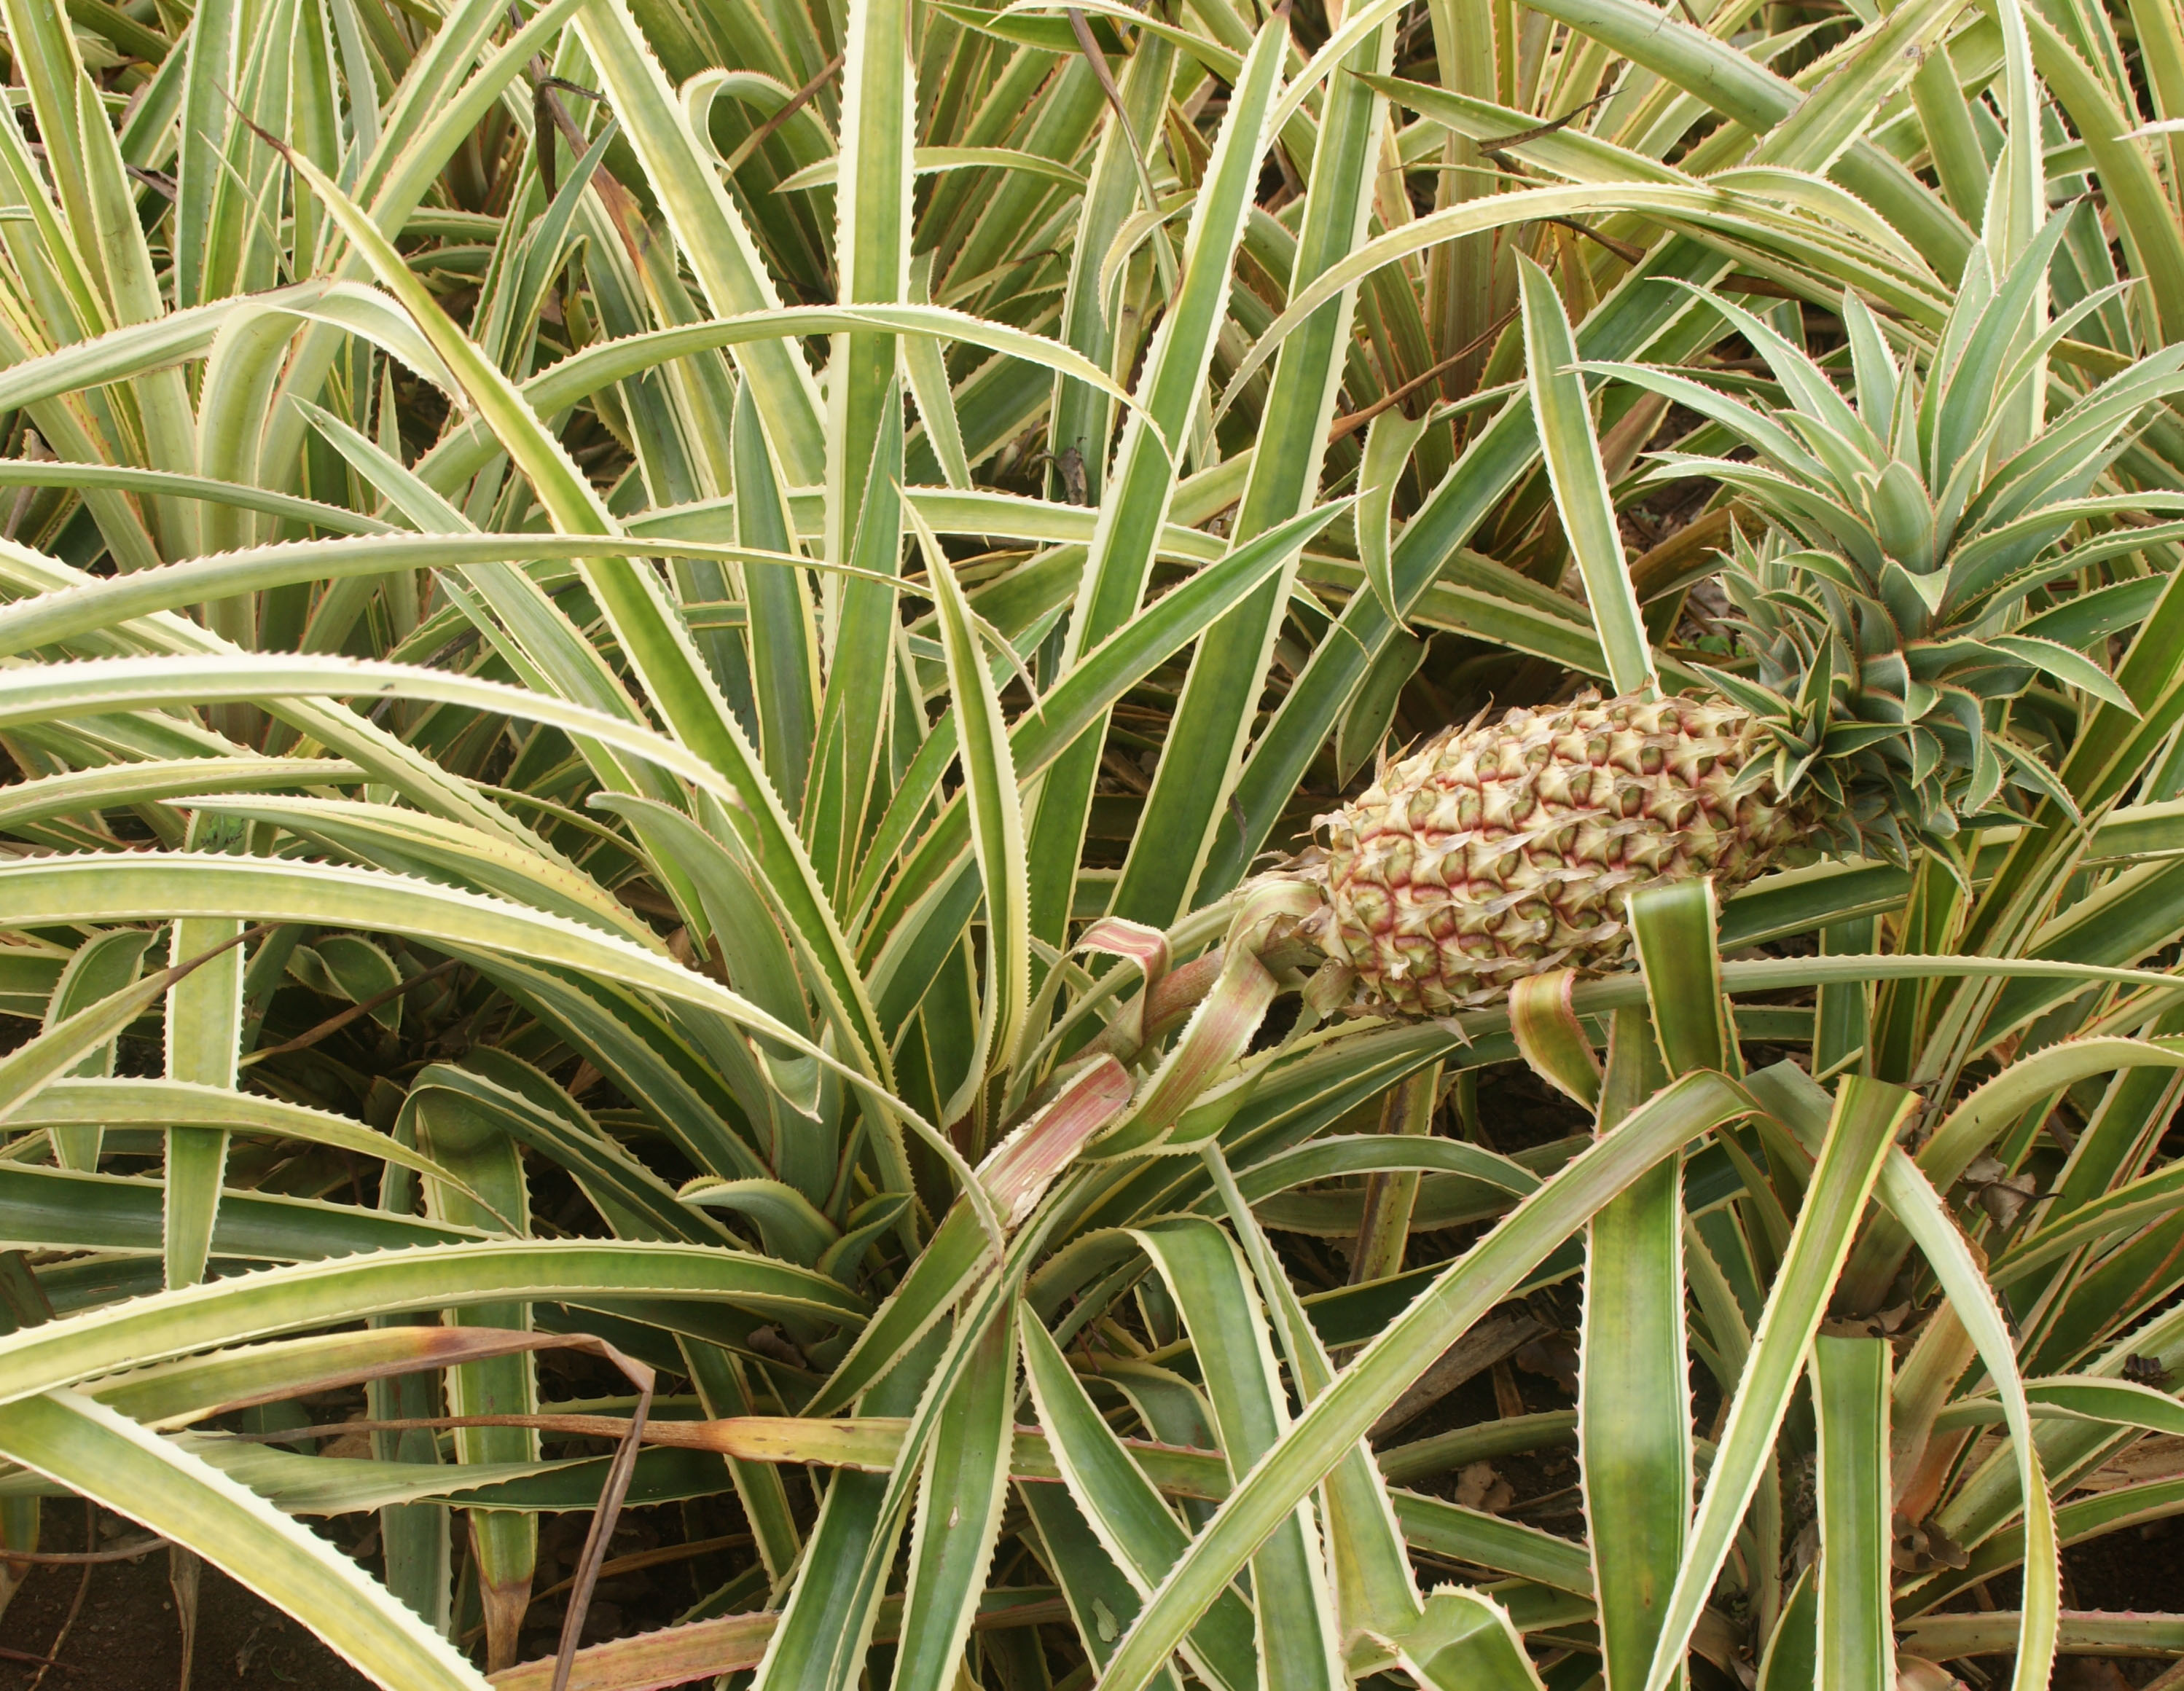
1299;692;1809;1013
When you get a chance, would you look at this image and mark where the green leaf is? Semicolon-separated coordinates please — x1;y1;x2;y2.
14;1080;495;1213
1581;1008;1687;1691
1758;1566;1817;1691
571;0;827;482
1986;633;2138;711
0;1239;866;1412
1517;254;1656;702
1134;1217;1344;1691
1018;1483;1185;1691
161;817;244;1298
912;499;1032;1104
679;1179;839;1266
730;380;821;819
1508;971;1602;1111
1520;0;1968;272
0;1390;490;1689
1371;1588;1544;1691
778;144;1089;193
0;758;359;837
822;0;915;567
0;1163;480;1260
1017;1306;1258;1691
1636;1078;1916;1691
1992;1160;2184;1288
1103;11;1390;933
1631;880;1731;1078
858;501;1347;1024
748;1330;940;1690
1878;1147;2059;1691
412;1082;538;1668
1918;1035;2184;1189
1812;1336;1894;1691
1091;1072;1754;1691
1024;16;1285;946
1199;1142;1426;1641
1355;409;1430;629
802;390;907;908
887;1308;1018;1691
280;138;879;1089
0;933;192;1131
36;928;156;1169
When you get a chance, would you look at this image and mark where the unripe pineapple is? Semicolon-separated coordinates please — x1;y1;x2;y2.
1301;694;1815;1013
1290;213;2184;1016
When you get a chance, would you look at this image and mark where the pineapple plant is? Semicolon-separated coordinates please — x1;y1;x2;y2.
1300;214;2184;1013
3;1;2184;1690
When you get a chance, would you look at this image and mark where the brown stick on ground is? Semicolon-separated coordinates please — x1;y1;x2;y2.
1368;1309;1551;1443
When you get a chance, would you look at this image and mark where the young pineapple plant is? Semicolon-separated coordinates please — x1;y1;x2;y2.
1301;215;2183;1013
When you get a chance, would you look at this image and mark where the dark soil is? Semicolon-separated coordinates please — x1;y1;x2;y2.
2067;1513;2184;1616
0;1506;369;1690
2062;1518;2184;1687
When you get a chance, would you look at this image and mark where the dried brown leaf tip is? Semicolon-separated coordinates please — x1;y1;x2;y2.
1513;1333;1581;1395
1820;1300;1917;1341
1891;1511;1970;1573
1959;1155;2040;1228
744;1326;807;1370
1452;1462;1515;1515
1895;1655;1970;1691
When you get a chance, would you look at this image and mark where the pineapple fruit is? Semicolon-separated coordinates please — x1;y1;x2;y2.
1295;216;2184;1014
1301;694;1812;1014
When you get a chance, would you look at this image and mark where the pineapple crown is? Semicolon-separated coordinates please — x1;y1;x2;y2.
1591;205;2184;866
